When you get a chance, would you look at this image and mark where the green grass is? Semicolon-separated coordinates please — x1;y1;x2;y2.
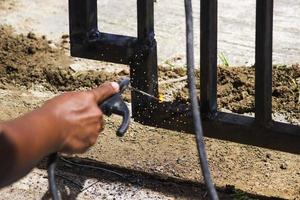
165;60;176;68
219;52;230;67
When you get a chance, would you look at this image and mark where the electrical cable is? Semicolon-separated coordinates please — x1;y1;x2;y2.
48;154;129;199
59;157;127;179
184;0;219;199
48;153;61;200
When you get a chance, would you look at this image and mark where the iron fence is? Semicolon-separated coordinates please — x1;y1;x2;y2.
69;0;300;154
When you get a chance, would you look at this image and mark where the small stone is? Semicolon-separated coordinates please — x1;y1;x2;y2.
49;43;57;50
27;46;36;54
62;39;69;44
118;69;130;76
27;32;37;40
176;158;185;164
280;162;288;170
61;34;69;39
266;153;271;159
225;185;235;194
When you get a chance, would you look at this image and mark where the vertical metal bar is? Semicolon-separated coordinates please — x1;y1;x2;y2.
255;0;273;126
200;0;218;117
135;0;158;97
131;0;158;119
69;0;98;47
136;0;158;96
137;0;154;42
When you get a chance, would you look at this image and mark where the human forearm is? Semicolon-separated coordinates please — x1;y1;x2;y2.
0;82;119;188
0;109;61;187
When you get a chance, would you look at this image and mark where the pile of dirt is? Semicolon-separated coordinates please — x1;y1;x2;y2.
217;66;300;117
160;65;300;121
0;25;127;92
0;25;299;121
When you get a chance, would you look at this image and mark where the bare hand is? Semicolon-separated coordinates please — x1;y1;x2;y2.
40;82;119;154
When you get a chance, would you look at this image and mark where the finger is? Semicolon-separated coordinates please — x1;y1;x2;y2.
91;82;119;103
99;118;105;132
88;134;98;146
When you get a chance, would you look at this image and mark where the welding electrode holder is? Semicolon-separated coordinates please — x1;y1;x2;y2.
99;77;131;136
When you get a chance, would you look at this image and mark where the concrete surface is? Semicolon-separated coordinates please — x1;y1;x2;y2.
0;168;175;200
0;0;300;66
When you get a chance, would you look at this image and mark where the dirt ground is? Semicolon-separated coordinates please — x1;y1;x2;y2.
0;24;298;123
2;0;300;66
0;24;299;200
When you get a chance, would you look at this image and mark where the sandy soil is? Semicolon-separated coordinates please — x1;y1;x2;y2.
2;0;300;66
0;87;299;200
0;26;299;200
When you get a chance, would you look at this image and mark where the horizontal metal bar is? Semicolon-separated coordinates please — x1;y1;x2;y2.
70;32;138;64
69;0;139;64
133;102;300;154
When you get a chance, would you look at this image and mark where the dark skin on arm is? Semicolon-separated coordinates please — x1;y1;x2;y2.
0;82;119;188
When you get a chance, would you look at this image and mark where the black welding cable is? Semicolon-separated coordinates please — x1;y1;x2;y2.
48;154;129;199
184;0;219;199
48;153;61;200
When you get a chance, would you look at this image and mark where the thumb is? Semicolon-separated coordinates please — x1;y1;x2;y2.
91;82;119;103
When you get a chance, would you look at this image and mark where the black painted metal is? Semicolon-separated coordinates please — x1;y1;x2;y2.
131;0;158;120
68;0;300;154
69;0;138;64
255;0;274;127
71;32;138;65
134;102;300;154
200;0;218;118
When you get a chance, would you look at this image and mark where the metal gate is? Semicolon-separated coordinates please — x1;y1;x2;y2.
69;0;300;154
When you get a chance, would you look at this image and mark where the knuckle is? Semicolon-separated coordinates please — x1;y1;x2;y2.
77;143;90;154
100;127;104;132
72;144;86;154
95;121;101;128
101;119;105;128
90;108;102;119
85;91;97;101
97;123;102;132
102;81;110;87
91;92;98;100
89;136;97;146
101;82;113;91
95;108;103;116
78;147;88;154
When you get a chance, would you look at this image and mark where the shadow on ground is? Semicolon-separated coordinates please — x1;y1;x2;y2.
38;156;284;200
